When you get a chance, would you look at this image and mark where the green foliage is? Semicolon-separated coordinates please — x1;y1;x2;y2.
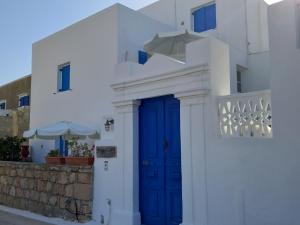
68;138;94;157
0;136;25;161
47;149;60;157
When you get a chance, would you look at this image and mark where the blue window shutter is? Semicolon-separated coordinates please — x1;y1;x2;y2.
61;68;66;91
61;65;70;91
59;64;70;92
19;96;29;107
138;51;148;65
193;7;206;32
205;4;216;30
58;70;63;91
65;65;70;90
24;96;27;106
24;96;30;106
193;3;216;33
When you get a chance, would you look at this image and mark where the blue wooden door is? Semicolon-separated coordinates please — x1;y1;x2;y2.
139;95;182;225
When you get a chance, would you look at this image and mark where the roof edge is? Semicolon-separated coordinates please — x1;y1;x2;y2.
0;74;31;89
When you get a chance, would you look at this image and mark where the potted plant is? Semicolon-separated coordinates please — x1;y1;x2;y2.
65;140;94;166
45;149;65;165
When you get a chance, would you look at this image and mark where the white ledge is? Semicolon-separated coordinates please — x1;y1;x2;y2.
112;64;209;91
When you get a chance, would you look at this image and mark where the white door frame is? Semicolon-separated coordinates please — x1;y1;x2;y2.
111;64;210;225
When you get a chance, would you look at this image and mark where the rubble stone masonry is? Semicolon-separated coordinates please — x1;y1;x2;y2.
0;107;30;138
0;161;93;222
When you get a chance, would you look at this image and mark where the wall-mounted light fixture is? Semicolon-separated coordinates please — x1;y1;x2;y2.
104;118;114;132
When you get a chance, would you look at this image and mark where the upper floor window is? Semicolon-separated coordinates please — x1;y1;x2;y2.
192;3;216;33
58;63;71;92
0;100;6;110
19;94;30;107
138;51;149;65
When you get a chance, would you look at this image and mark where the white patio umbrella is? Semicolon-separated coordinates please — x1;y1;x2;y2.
23;121;100;140
144;30;204;61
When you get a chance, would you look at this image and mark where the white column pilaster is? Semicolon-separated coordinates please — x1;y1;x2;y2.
175;90;209;225
112;100;141;225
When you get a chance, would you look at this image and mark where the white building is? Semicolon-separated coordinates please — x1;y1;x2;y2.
28;0;300;225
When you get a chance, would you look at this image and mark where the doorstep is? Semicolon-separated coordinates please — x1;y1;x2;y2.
0;205;98;225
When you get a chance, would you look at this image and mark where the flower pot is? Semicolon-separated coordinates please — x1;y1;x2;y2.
65;157;94;166
21;145;30;159
45;157;65;165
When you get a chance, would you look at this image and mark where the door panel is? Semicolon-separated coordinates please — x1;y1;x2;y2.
165;96;182;225
140;98;165;225
139;95;182;225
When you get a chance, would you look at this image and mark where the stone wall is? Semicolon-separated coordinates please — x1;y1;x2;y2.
0;161;93;222
0;113;13;138
0;106;30;138
0;75;31;110
15;107;30;137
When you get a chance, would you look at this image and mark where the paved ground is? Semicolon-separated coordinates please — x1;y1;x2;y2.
0;210;54;225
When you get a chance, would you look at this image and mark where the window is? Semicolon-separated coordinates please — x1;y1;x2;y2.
0;100;6;110
19;94;30;107
58;63;71;92
192;3;216;33
237;71;242;93
138;51;148;64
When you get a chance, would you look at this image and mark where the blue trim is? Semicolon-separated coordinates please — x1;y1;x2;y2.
59;137;64;156
59;64;70;92
193;3;216;33
138;51;148;65
57;136;68;156
205;4;217;30
19;95;30;107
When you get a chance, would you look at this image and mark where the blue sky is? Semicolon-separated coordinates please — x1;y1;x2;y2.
0;0;157;86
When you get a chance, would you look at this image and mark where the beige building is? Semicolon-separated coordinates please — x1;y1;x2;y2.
0;75;31;137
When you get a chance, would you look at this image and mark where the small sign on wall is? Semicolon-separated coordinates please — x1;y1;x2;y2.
96;146;117;158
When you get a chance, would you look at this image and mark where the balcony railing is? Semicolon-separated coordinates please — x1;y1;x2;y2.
217;90;272;138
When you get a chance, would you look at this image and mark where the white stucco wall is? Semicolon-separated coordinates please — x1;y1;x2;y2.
186;37;231;95
243;52;271;92
200;1;300;225
30;5;119;162
29;1;300;225
116;5;173;64
92;6;172;224
140;0;269;54
30;3;173;224
140;0;272;93
30;4;171;163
